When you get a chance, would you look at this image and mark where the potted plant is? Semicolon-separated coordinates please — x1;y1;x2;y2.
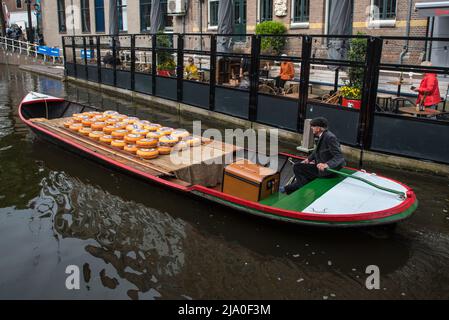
156;33;176;77
340;34;367;109
340;86;362;109
255;21;287;56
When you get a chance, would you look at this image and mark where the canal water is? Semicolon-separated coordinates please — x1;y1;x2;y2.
1;64;448;299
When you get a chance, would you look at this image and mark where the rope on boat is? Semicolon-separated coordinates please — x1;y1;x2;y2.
326;168;407;199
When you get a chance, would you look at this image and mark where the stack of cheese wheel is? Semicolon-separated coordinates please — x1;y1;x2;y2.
91;121;106;131
111;139;126;149
103;110;119;118
171;129;190;141
124;133;141;144
124;144;138;154
136;148;159;159
183;135;201;147
89;131;105;141
111;129;127;139
64;119;74;128
158;135;178;155
79;127;92;136
99;135;113;144
69;123;83;132
157;127;173;136
136;138;158;148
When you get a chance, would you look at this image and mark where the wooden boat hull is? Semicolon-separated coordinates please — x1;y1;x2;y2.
19;93;418;227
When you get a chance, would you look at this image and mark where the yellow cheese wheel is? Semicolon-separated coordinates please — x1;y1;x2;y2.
132;128;149;137
136;148;159;159
171;129;190;141
146;131;163;140
63;119;74;128
88;131;105;140
79;127;92;136
111;139;126;149
157;127;173;136
91;122;106;131
124;133;141;143
99;135;113;144
111;129;127;138
124;144;138;154
145;123;161;132
69;123;83;131
159;135;179;147
136;138;158;148
157;145;172;155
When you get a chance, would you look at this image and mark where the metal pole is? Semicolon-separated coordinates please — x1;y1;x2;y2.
131;35;136;91
72;36;77;78
26;0;34;43
357;37;383;151
62;36;67;76
209;34;217;111
297;35;312;132
112;36;117;86
177;34;184;102
248;35;261;122
96;36;102;83
151;34;157;95
83;37;88;79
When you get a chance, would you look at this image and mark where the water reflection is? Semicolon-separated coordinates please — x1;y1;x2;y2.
1;64;449;299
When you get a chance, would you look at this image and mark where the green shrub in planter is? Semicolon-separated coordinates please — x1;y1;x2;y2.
347;33;367;89
255;21;287;55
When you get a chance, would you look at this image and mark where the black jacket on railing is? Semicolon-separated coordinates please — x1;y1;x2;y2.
307;130;346;173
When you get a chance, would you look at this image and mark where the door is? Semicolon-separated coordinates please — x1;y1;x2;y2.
233;0;247;41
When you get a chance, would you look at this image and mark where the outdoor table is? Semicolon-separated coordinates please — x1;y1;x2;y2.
398;106;441;118
387;80;412;97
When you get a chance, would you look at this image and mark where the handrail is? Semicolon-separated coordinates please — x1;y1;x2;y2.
0;36;63;65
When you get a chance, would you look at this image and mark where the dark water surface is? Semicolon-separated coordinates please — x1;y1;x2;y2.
1;65;449;299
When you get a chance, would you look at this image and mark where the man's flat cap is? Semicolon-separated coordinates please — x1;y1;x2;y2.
310;117;328;128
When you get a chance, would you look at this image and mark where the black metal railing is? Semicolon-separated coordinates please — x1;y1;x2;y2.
62;33;449;165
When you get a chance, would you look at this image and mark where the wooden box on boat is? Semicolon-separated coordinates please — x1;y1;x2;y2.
222;159;280;202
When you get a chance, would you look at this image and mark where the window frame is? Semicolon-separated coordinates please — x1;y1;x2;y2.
57;0;67;33
117;0;128;32
140;0;152;32
16;0;22;9
94;0;105;33
291;0;310;28
258;0;273;23
370;0;397;28
208;0;219;30
80;0;91;33
161;0;173;32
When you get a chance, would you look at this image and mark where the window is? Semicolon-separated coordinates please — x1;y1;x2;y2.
373;0;397;20
117;0;128;32
161;0;173;30
292;0;309;23
260;0;273;22
57;0;66;33
140;0;151;32
16;0;22;9
81;0;91;32
95;0;105;32
208;0;219;28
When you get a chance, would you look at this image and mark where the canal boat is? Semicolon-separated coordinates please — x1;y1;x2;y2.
19;92;418;227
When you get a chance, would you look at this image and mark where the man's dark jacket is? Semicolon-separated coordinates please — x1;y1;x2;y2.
307;130;346;175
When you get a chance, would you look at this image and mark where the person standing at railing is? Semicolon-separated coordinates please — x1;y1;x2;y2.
413;61;441;110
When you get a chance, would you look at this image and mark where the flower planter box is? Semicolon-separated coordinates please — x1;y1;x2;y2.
157;70;172;77
342;98;361;109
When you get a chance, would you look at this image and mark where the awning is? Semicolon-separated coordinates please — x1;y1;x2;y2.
415;1;449;17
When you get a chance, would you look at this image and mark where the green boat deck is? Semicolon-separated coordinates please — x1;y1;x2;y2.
260;168;355;212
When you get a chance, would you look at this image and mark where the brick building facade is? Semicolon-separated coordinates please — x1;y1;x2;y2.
40;0;443;66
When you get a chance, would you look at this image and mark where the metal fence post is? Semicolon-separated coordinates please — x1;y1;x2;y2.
72;36;77;78
298;35;312;132
131;35;136;91
112;36;117;87
249;35;261;122
96;36;102;83
151;34;157;95
177;34;184;102
209;34;217;111
357;37;383;150
62;36;67;76
83;36;88;79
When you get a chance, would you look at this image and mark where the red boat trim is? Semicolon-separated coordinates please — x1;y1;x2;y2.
19;96;417;223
